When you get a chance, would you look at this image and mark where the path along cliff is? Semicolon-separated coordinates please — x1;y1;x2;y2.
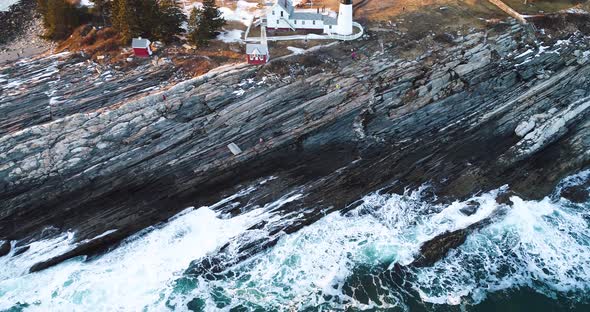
0;15;589;273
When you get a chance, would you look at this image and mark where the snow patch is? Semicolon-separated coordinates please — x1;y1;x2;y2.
0;0;19;11
287;46;305;55
219;0;258;26
217;29;244;43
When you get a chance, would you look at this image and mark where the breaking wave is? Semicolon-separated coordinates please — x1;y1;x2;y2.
0;171;589;311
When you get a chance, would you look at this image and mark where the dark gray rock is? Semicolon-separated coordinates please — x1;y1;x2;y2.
13;245;30;257
460;200;480;216
496;191;517;206
411;207;507;267
560;185;590;203
411;228;468;267
0;240;10;257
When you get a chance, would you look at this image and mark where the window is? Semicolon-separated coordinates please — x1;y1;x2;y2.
302;20;305;25
280;11;283;17
272;11;275;15
313;20;316;25
329;25;332;29
294;20;297;24
277;20;279;25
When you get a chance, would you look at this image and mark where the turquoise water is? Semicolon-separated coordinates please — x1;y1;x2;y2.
1;172;589;311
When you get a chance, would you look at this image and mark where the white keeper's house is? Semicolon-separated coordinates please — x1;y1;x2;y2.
266;0;354;35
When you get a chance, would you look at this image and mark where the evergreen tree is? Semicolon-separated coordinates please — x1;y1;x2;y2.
90;0;110;26
137;0;160;38
111;0;162;43
111;0;134;42
200;0;225;37
155;0;185;43
187;6;201;45
189;0;225;46
37;0;81;40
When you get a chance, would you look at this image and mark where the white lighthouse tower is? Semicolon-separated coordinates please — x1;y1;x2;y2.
337;0;353;35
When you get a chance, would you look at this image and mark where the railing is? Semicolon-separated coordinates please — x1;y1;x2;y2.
487;0;528;24
327;22;364;40
281;17;296;31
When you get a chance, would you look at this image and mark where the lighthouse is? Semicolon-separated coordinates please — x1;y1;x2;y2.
337;0;353;35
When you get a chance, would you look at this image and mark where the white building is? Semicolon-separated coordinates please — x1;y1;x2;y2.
266;0;354;35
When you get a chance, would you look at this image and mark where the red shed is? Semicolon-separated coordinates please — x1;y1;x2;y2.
132;38;152;57
246;44;270;65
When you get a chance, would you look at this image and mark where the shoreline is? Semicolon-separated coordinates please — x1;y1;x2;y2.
0;14;589;274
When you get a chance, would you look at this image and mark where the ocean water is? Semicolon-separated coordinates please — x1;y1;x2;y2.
0;171;589;311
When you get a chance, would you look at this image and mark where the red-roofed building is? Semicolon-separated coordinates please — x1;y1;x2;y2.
246;44;270;65
132;38;152;57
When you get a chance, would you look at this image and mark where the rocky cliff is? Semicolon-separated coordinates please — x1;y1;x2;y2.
0;17;589;272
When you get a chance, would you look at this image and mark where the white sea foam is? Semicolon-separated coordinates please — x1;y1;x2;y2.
1;173;588;311
181;188;511;310
415;195;590;305
181;181;589;310
0;231;77;280
0;204;270;311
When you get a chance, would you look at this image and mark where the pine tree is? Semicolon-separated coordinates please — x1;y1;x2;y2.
189;0;225;46
38;0;81;40
90;0;110;26
111;0;131;42
111;0;164;43
155;0;186;43
137;0;160;38
201;0;225;37
187;6;201;45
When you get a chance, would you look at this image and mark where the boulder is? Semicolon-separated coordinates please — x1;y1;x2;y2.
411;229;468;267
496;191;516;206
459;200;480;216
560;185;589;203
411;207;507;267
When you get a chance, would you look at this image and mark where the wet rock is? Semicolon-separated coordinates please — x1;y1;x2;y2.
459;200;480;216
411;208;507;267
560;185;590;203
0;240;10;257
419;186;438;202
496;191;516;206
411;229;468;267
13;245;30;256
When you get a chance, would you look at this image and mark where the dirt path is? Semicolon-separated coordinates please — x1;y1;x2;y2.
353;0;371;14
